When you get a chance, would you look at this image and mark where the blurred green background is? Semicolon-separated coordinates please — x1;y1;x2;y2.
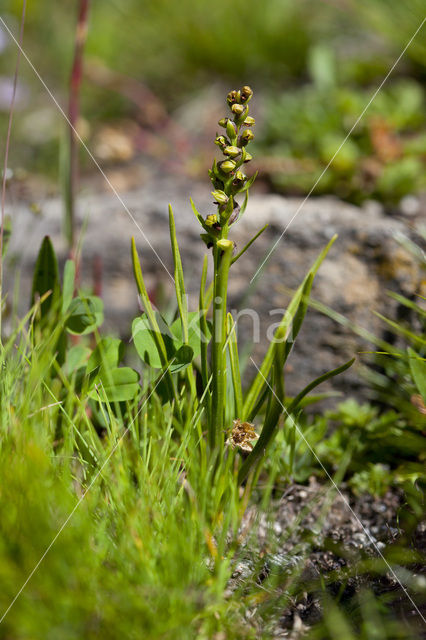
1;0;425;203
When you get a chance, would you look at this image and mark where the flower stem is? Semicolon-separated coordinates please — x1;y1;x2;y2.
210;239;233;449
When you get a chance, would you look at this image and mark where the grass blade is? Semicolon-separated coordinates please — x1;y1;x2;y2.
287;358;355;414
227;314;243;417
242;234;337;420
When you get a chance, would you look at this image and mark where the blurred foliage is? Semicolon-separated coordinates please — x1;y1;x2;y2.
0;0;425;202
259;76;425;204
269;232;426;501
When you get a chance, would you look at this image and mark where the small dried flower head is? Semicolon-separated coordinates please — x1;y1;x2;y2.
240;85;253;102
231;103;244;116
240;129;254;145
226;419;258;452
243;116;255;127
211;190;228;205
226;90;239;105
219;159;236;174
223;145;241;158
214;135;227;148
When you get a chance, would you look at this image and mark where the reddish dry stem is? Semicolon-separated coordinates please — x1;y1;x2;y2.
68;0;90;252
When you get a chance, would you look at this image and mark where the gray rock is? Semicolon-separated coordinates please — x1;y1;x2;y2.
5;177;424;402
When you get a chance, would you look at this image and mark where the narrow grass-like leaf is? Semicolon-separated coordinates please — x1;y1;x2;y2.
190;197;210;233
373;310;426;348
242;234;337;420
31;236;61;319
239;171;258;193
169;204;197;401
231;223;268;265
61;259;75;313
227;313;243;417
284;273;314;361
239;327;286;483
131;237;181;418
169;205;188;339
287;358;355;414
408;346;426;401
199;255;211;417
387;291;426;317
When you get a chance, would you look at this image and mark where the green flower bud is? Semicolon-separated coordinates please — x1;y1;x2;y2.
240;86;253;102
218;117;228;128
205;214;218;227
214;135;227;148
233;171;246;187
219;159;236;174
226;119;236;140
223;145;240;158
243;152;253;163
243;116;255;126
217;238;234;251
240;129;254;145
231;103;244;116
211;190;228;205
226;90;239;105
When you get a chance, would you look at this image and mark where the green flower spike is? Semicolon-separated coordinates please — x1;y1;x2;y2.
196;86;256;246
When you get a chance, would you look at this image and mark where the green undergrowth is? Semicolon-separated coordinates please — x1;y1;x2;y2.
0;86;425;639
0;333;251;639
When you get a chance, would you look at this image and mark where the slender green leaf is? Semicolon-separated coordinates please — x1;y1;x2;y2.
31;236;61;319
227;313;243;417
190;197;210;233
239;327;286;483
131;237;182;419
287;358;355;414
242;234;337;420
408;347;426;401
62;259;75;313
231;224;268;265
